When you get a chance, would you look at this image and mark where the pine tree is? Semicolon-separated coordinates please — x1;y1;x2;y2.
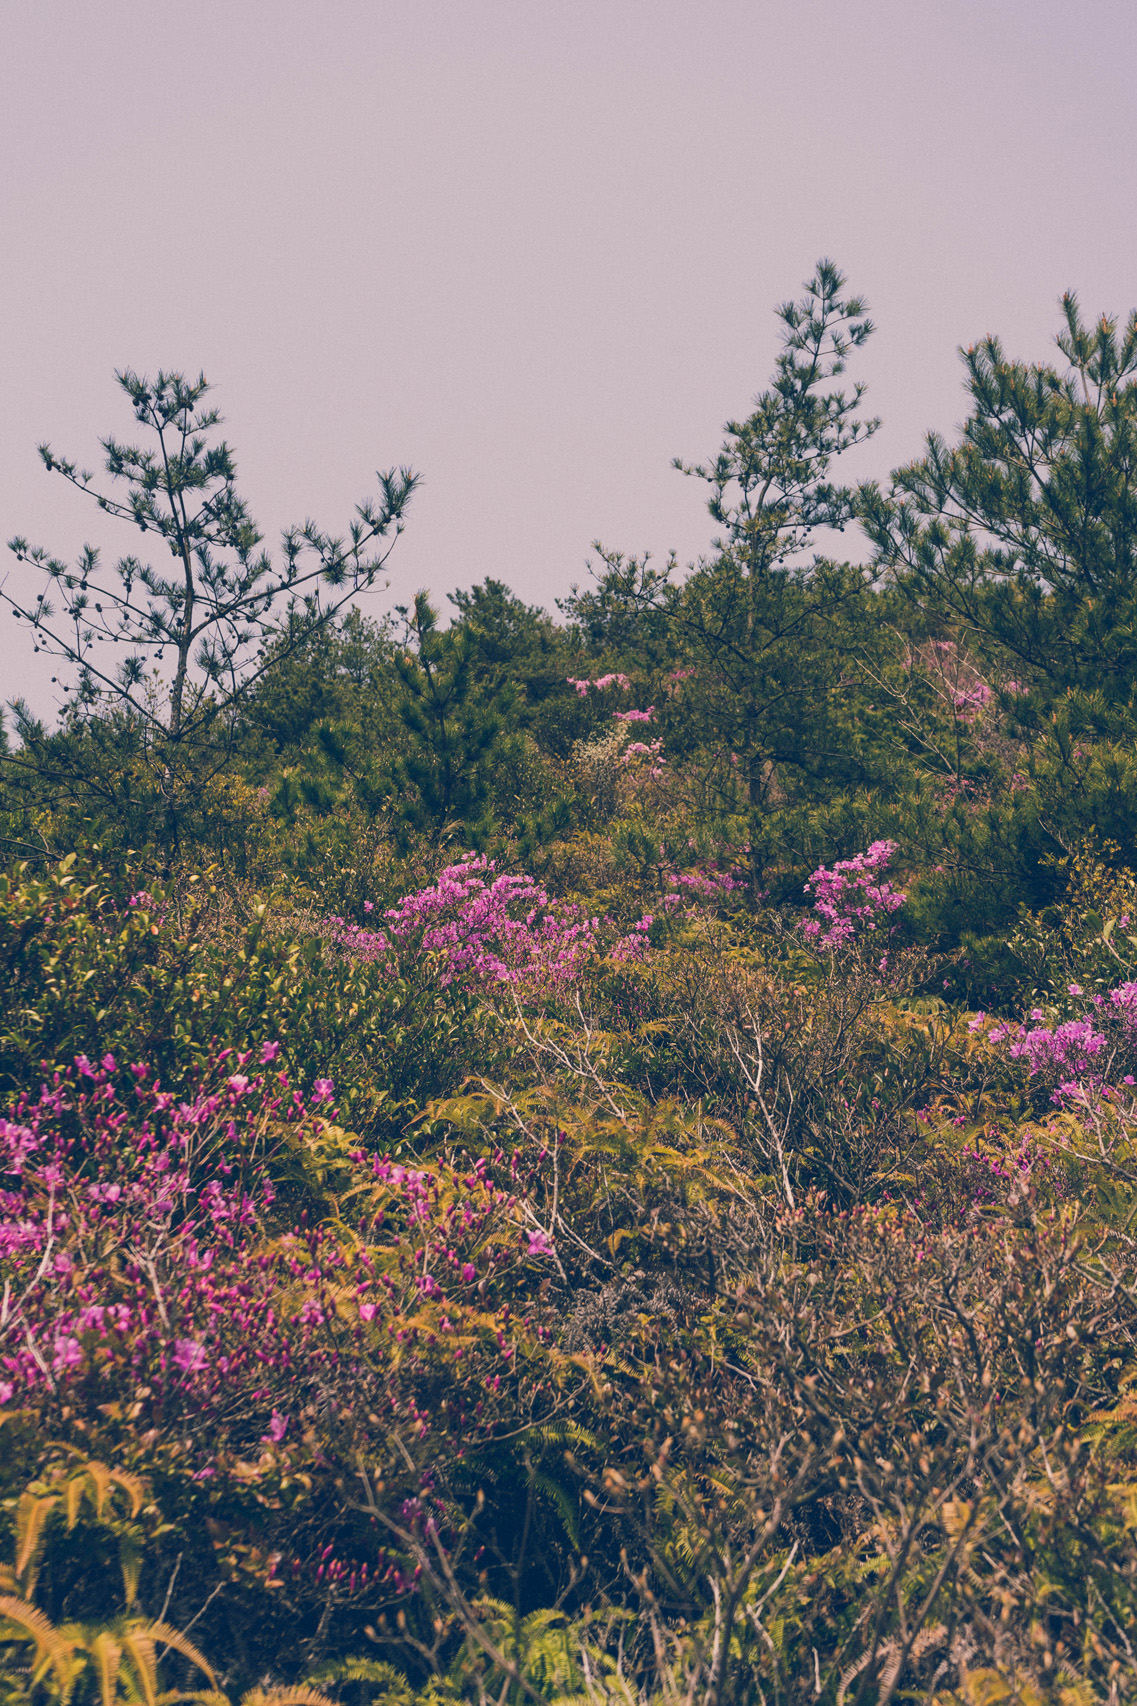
388;593;517;848
4;369;417;854
859;294;1137;729
622;260;879;886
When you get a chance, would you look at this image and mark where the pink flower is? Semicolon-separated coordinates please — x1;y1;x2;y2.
567;673;630;696
173;1338;208;1375
263;1409;288;1443
376;856;599;993
461;1263;477;1283
359;1301;379;1321
526;1228;554;1257
311;1079;335;1103
260;1041;281;1064
801;841;906;951
227;1074;250;1095
52;1336;83;1371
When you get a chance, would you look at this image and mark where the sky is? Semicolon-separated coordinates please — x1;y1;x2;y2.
3;0;1137;718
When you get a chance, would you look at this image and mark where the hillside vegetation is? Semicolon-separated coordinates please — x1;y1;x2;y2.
4;266;1137;1704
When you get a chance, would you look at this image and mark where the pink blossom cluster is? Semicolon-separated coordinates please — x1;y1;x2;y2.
1110;981;1137;1036
610;915;654;964
664;666;696;698
608;863;744;964
0;1051;318;1413
0;1056;558;1517
322;858;601;991
621;737;666;780
801;840;907;949
951;680;993;722
566;673;630;697
381;856;599;991
323;915;390;964
1007;1017;1107;1080
667;869;743;900
972;983;1137;1103
613;706;655;723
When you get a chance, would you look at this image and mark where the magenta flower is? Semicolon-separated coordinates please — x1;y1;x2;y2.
52;1336;82;1372
173;1338;208;1375
379;856;599;993
567;673;630;696
802;841;906;951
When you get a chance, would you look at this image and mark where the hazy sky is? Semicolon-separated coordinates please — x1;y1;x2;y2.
3;0;1137;717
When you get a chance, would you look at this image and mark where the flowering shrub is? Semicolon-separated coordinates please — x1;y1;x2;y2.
801;839;907;949
666;867;742;902
382;857;597;988
609;915;654;964
951;678;993;721
0;1050;320;1415
0;1055;561;1438
0;1051;573;1640
330;856;601;992
328;852;748;991
972;978;1137;1103
0;1049;596;1694
566;673;629;696
620;736;666;780
1008;1014;1107;1081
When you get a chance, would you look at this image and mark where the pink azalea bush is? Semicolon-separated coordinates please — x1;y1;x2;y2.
382;857;597;989
566;672;630;696
0;1055;561;1519
621;736;667;780
951;679;993;722
667;868;743;902
973;981;1137;1103
1008;1015;1108;1082
0;1050;311;1415
328;851;747;990
609;914;655;965
326;856;600;992
607;861;745;963
801;840;907;950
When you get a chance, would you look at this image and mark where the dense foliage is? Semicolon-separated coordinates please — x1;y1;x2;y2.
5;265;1137;1704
